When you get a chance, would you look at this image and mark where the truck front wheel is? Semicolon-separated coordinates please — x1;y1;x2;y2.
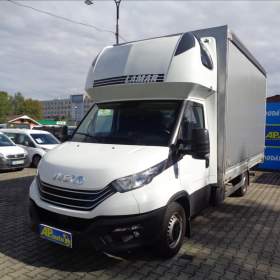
156;202;186;258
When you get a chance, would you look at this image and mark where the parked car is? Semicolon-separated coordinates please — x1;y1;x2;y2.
33;125;76;142
0;131;28;171
1;129;60;167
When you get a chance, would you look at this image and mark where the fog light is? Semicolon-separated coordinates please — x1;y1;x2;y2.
113;224;142;233
122;234;134;243
113;227;130;233
133;231;140;238
112;225;143;243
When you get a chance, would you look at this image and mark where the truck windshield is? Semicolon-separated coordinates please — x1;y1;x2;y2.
0;134;15;147
30;134;60;145
72;100;182;146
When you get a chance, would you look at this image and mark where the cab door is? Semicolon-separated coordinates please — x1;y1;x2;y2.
178;101;210;215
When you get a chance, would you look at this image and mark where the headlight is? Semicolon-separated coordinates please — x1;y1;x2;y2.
112;160;167;193
0;153;5;158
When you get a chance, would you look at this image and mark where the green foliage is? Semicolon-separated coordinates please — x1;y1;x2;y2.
12;92;25;115
22;99;42;120
0;91;12;123
0;91;42;122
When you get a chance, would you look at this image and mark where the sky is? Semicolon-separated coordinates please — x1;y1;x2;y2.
0;0;279;100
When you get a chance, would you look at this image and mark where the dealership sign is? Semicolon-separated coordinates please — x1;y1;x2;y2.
258;102;280;170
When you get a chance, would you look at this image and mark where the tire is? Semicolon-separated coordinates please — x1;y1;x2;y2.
32;155;41;168
234;172;249;197
156;202;186;258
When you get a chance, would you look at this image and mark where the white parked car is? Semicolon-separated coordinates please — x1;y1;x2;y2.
0;131;28;171
2;129;60;167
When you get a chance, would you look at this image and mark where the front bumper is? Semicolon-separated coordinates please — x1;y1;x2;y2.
29;199;165;252
0;157;29;171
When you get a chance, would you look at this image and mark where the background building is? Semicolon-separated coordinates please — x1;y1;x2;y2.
267;95;280;103
41;94;94;123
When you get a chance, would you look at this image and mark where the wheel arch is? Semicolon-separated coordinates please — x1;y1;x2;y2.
32;154;41;161
32;154;42;167
167;191;191;237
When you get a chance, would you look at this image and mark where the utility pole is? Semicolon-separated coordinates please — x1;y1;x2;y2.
114;0;121;45
85;0;122;45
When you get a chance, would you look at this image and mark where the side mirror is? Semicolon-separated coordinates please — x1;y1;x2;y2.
191;128;210;159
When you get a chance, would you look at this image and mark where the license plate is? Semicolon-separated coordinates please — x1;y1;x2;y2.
12;160;24;165
39;224;72;248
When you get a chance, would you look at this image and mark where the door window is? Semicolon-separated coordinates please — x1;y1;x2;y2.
181;102;205;146
17;134;35;147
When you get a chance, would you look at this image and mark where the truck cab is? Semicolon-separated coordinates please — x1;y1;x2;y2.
29;26;266;257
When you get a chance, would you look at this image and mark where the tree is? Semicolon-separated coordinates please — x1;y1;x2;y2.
22;99;42;120
0;91;12;123
12;92;25;115
0;91;42;121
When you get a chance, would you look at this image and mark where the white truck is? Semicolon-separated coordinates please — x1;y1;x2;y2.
29;25;266;257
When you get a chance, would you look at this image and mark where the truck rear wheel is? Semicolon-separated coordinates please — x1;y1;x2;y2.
234;172;249;197
156;202;186;258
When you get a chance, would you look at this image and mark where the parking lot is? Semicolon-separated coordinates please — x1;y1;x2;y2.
0;169;279;280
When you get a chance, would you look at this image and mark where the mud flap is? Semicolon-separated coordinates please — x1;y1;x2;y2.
210;185;225;206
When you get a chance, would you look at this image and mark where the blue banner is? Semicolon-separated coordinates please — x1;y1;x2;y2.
258;102;280;170
266;103;280;125
265;125;280;147
259;147;280;170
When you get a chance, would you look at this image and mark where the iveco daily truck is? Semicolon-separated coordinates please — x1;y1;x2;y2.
29;26;266;257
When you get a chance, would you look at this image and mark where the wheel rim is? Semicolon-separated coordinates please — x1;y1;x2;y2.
167;213;183;249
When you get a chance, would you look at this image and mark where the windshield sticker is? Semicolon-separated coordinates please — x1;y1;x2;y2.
98;109;113;116
35;137;44;144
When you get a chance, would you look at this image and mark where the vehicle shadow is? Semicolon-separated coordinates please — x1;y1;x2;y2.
0;173;279;278
254;171;280;186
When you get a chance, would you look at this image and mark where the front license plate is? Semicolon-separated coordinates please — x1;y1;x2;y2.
12;160;24;165
39;224;72;248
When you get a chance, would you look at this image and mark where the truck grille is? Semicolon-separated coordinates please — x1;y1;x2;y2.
38;179;116;211
7;154;25;159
